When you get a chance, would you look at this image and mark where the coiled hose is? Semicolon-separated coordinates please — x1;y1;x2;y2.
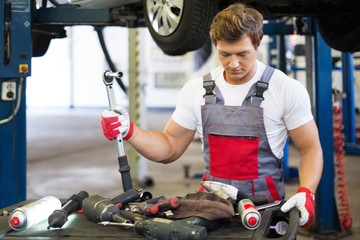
333;100;353;230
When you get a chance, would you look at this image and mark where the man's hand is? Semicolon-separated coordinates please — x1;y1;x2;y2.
280;187;315;227
101;106;134;140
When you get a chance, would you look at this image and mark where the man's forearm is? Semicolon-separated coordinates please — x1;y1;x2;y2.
298;150;323;193
127;126;175;163
127;124;195;164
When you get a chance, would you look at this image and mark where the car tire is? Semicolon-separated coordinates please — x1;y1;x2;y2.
32;31;52;57
143;0;219;56
318;15;360;52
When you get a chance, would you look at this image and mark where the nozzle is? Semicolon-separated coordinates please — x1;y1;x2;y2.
47;210;67;229
9;212;26;229
47;191;89;229
9;217;20;227
248;216;258;226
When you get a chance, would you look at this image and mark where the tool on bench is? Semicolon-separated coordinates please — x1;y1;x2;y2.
98;217;208;240
143;197;180;216
103;70;133;192
128;196;165;214
255;200;281;211
234;199;282;230
8;196;62;231
110;188;152;208
238;198;261;230
176;216;220;232
201;181;268;205
47;190;89;229
82;194;131;224
252;205;300;239
118;209;145;222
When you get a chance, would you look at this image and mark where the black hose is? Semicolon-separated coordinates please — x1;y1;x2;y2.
49;0;60;6
94;26;128;95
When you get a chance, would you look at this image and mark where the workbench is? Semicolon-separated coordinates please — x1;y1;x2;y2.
0;200;299;240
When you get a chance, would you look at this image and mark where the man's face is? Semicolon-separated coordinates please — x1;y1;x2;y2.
216;35;258;85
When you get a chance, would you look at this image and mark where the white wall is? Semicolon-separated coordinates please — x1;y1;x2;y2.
27;26;129;108
27;26;218;109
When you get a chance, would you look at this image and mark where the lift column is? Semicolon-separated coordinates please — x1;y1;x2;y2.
0;0;32;208
310;19;342;235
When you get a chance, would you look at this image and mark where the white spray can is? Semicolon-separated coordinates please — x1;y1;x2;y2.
238;198;261;230
8;196;62;231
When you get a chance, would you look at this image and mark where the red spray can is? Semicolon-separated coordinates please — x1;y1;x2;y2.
237;198;261;230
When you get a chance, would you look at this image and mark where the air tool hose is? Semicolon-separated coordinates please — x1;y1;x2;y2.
333;92;352;230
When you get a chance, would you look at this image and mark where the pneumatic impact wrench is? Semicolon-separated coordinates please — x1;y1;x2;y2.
82;195;207;240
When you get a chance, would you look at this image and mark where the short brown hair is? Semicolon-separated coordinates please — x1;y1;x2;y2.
209;3;263;48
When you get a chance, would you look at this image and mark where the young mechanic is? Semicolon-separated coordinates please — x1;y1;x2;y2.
101;3;323;227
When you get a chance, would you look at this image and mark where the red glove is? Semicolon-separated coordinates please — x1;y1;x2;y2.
101;106;134;141
280;187;315;227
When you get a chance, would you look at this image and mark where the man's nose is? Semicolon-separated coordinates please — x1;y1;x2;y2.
228;55;239;68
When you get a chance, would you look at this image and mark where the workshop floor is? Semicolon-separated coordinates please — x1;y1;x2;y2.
26;107;359;240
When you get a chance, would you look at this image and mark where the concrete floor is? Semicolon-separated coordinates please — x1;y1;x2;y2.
26;107;359;239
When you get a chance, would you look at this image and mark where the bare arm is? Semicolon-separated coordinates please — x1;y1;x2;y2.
288;120;323;192
127;118;196;164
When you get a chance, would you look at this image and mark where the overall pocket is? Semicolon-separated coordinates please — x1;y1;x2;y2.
208;133;259;180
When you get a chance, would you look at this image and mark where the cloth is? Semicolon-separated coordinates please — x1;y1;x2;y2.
171;192;235;221
171;60;313;159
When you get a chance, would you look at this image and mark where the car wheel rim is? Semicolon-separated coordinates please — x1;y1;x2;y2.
146;0;184;36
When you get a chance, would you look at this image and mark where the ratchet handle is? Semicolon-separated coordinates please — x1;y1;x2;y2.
103;70;133;192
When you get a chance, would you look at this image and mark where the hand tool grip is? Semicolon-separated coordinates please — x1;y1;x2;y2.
102;70;133;192
111;188;142;206
146;198;180;215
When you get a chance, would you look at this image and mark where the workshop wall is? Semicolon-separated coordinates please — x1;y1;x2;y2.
26;26;218;109
27;26;129;108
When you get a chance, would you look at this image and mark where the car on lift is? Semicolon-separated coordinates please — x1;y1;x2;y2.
33;0;360;56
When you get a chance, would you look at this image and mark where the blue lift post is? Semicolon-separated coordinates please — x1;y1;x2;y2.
267;18;347;236
311;19;344;235
0;0;32;208
341;52;360;154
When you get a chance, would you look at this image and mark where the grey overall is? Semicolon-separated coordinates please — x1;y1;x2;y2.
201;66;284;202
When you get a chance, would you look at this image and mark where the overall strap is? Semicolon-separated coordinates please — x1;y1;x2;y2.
243;66;275;106
202;73;224;104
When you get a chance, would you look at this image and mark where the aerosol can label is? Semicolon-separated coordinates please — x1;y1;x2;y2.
238;199;261;230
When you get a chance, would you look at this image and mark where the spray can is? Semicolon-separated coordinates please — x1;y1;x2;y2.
237;198;261;230
8;196;62;231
